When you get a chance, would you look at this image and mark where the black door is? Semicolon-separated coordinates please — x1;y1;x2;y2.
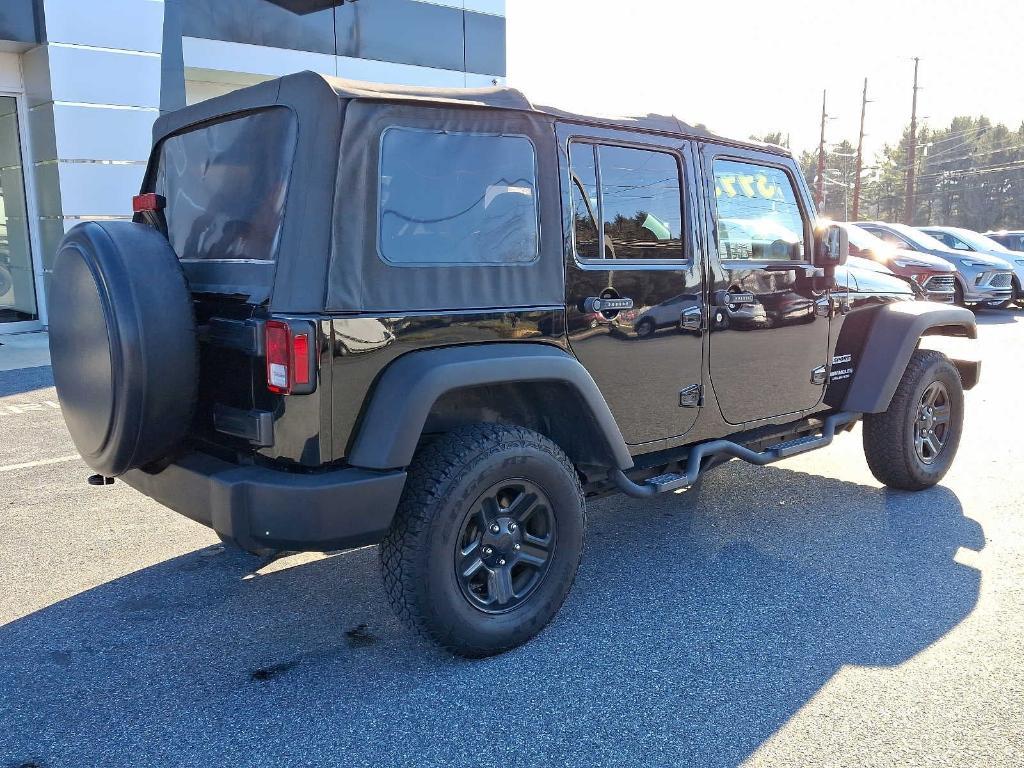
558;124;704;445
700;147;830;425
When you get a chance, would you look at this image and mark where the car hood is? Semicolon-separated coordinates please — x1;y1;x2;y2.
840;264;916;295
859;246;954;271
890;247;956;270
937;247;1013;269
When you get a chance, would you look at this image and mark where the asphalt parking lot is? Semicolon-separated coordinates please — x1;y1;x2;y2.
2;311;1022;767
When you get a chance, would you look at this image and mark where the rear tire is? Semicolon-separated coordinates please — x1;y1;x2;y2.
862;350;964;491
380;424;585;657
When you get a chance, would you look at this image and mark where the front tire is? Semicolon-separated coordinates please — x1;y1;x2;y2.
380;424;586;657
862;350;964;491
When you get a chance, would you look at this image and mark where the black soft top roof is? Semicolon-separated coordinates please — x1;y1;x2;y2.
152;70;787;156
146;71;789;310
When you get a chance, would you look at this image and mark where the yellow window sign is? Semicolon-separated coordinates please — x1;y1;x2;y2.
715;173;781;201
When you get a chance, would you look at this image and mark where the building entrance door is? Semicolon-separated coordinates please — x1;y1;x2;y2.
0;94;38;331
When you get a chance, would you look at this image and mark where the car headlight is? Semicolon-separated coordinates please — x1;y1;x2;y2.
1016;259;1024;266
892;258;928;268
958;259;987;268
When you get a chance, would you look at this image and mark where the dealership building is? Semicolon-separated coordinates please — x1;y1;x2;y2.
0;0;507;333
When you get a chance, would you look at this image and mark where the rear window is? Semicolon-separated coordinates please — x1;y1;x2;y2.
154;107;297;263
377;127;539;266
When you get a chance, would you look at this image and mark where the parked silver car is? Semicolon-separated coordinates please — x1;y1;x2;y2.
858;221;1014;307
921;226;1024;308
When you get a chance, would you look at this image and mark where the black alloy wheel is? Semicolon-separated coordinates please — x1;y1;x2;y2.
913;381;951;464
455;480;556;613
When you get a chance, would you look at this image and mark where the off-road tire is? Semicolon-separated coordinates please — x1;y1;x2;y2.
380;424;586;657
863;349;964;491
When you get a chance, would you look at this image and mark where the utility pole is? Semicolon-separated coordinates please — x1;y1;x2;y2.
852;78;868;221
902;58;920;224
815;89;827;209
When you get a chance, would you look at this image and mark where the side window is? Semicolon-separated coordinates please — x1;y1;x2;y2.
949;235;972;250
378;127;539;266
871;229;908;248
569;142;600;259
568;140;685;261
598;145;684;260
712;159;806;261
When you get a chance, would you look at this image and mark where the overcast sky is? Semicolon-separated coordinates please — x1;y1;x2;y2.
507;0;1023;156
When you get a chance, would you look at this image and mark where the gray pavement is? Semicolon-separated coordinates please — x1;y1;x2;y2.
1;311;1022;767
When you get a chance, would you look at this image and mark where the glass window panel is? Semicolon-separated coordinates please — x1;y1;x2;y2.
155;107;297;263
598;145;683;260
569;142;600;260
0;96;37;323
378;128;539;265
713;159;806;261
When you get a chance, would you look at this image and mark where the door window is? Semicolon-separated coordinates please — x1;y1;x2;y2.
569;141;685;261
866;228;910;249
712;159;806;261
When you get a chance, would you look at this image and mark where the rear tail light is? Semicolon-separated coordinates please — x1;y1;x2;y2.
264;320;315;394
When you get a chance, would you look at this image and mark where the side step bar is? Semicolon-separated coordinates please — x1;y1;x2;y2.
611;411;860;498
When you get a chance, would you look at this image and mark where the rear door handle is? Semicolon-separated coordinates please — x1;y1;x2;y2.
583;296;634;314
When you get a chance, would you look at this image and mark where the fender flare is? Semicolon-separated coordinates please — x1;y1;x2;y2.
348;343;633;471
842;302;977;414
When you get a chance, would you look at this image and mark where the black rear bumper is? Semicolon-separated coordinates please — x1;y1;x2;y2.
121;452;406;553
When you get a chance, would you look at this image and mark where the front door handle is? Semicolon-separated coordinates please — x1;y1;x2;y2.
680;306;702;331
583;296;634;314
714;289;756;307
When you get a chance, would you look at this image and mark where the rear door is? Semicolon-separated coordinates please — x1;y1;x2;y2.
700;146;830;424
558;124;705;445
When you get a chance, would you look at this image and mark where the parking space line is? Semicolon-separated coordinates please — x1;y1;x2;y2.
0;455;80;473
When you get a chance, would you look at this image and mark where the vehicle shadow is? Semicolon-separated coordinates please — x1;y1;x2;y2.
0;463;983;767
0;365;53;397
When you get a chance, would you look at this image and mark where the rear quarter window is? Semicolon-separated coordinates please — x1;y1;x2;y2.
377;127;539;266
155;107;298;264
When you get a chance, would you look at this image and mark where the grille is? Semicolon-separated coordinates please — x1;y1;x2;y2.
990;272;1013;288
923;275;956;291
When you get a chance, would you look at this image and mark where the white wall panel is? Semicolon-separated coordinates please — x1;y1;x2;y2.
183;37;485;89
34;161;145;218
183;37;335;79
41;0;166;53
44;45;162;108
0;53;23;92
51;103;156;161
416;0;506;14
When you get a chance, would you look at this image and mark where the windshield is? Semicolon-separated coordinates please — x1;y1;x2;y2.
883;222;951;251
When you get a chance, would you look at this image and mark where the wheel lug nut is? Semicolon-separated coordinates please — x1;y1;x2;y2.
508;523;517;531
483;546;493;556
514;544;521;551
490;524;500;534
498;559;506;566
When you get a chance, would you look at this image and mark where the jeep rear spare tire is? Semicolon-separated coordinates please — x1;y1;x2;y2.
48;221;197;477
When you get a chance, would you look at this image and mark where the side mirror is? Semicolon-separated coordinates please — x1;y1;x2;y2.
815;222;848;267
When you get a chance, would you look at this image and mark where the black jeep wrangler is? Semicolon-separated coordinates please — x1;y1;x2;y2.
47;72;979;657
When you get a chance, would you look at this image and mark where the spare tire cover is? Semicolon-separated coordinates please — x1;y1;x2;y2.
48;221;198;476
